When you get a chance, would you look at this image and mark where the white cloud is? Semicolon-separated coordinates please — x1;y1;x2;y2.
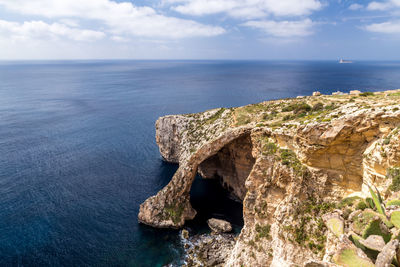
0;20;105;42
0;0;225;38
365;20;400;33
367;0;400;11
111;36;129;42
242;19;314;37
364;1;400;34
349;3;363;10
58;19;80;27
164;0;322;18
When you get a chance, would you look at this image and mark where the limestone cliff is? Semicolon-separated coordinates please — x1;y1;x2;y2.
139;90;400;266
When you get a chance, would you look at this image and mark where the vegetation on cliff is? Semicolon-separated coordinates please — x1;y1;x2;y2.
140;89;400;266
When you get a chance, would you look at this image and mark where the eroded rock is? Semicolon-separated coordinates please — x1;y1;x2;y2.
207;218;232;233
139;90;400;266
182;232;236;267
375;239;399;267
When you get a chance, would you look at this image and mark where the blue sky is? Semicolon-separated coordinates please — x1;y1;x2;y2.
0;0;399;60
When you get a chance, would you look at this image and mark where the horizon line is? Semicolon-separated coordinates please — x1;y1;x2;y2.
1;58;400;62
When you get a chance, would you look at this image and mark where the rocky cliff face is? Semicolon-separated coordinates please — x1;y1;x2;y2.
139;90;400;266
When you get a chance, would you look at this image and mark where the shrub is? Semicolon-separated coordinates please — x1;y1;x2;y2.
388;168;400;192
279;149;308;177
312;102;324;111
294;103;312;114
283;114;293;121
282;102;311;114
324;104;337;110
263;142;277;155
255;224;271;239
359;92;374;97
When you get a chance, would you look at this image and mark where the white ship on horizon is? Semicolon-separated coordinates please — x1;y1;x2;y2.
339;58;353;64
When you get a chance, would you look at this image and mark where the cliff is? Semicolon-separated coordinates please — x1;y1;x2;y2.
139;89;400;266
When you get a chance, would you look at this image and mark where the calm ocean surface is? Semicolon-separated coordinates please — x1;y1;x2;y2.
1;60;400;266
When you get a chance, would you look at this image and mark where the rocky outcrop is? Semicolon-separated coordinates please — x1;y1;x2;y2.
207;218;233;233
181;230;236;266
139;90;400;266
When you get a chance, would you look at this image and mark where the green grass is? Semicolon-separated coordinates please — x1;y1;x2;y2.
205;108;226;124
389;92;400;97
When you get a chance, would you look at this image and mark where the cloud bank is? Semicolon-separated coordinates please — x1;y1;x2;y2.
365;0;400;34
164;0;322;18
0;0;225;40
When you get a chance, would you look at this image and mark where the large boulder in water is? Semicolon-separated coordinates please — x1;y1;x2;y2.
207;218;232;233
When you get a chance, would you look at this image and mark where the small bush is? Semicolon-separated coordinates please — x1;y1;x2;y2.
324;104;337;110
338;196;362;208
283;114;293;121
263;110;278;120
359;92;374;97
388;168;400;192
282;102;311;114
263;142;277;155
294;103;312;114
255;224;271;239
312;102;324;111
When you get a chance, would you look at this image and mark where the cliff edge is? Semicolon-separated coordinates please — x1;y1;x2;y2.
139;90;400;266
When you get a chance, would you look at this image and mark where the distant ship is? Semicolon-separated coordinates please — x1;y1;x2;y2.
339;58;353;64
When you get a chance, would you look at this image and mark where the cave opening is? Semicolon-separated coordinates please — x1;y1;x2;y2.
186;134;255;233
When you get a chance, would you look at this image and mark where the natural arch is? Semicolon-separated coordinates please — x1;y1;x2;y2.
138;127;255;228
197;133;255;201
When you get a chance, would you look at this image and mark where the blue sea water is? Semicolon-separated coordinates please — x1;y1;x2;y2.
1;60;400;266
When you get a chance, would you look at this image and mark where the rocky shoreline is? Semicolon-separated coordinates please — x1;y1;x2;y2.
141;89;400;266
180;230;236;267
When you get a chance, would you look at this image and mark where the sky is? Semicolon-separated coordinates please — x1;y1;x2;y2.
0;0;400;60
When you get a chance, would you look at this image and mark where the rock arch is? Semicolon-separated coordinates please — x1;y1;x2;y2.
138;127;254;228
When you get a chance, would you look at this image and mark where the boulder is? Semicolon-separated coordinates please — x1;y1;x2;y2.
181;229;189;239
375;239;399;267
207;218;232;233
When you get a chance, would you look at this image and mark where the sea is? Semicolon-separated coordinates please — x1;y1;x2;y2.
1;60;400;266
